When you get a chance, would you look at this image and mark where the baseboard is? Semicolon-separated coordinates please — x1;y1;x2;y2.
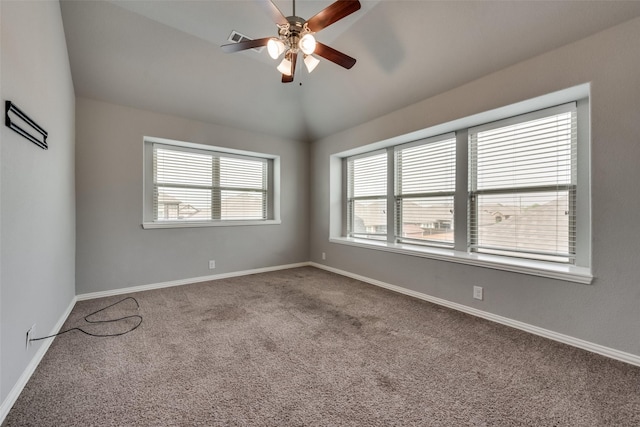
0;296;78;424
77;262;311;301
309;262;640;368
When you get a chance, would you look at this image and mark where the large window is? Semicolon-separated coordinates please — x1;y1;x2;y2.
469;104;576;263
143;138;279;228
335;92;590;282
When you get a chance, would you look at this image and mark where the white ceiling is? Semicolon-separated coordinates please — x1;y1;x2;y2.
60;0;640;142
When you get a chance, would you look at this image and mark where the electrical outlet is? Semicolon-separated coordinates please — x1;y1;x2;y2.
473;286;483;301
209;260;216;269
322;252;326;260
26;324;36;349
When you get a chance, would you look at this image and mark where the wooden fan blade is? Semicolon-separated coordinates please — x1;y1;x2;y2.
221;37;271;53
282;52;297;83
315;42;356;69
256;0;288;26
306;0;361;33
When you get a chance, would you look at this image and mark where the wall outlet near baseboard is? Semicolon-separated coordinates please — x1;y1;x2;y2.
209;260;216;269
26;324;36;349
473;286;483;300
322;252;326;260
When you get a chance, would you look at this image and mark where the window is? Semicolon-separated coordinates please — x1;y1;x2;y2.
469;104;576;263
395;134;456;247
332;87;591;283
143;138;279;228
347;151;387;240
346;135;456;247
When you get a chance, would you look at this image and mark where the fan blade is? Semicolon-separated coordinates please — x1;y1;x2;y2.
256;0;288;26
282;52;297;83
315;42;356;69
306;0;361;33
221;37;271;53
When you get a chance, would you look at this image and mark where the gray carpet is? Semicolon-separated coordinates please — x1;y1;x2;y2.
3;267;640;426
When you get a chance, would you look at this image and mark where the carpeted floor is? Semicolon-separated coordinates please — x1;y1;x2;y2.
3;267;640;426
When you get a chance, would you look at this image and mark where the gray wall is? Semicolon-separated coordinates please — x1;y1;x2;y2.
310;18;640;356
1;1;76;402
75;98;309;294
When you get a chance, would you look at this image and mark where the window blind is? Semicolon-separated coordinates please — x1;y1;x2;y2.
468;103;577;262
347;151;387;240
153;145;268;222
395;135;456;246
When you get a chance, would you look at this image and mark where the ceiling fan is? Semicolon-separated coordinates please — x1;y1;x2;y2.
221;0;361;83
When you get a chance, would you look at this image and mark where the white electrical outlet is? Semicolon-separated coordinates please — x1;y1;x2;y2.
209;260;216;269
322;252;326;260
26;324;36;349
473;286;483;300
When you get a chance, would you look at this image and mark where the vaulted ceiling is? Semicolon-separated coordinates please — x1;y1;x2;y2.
60;0;640;142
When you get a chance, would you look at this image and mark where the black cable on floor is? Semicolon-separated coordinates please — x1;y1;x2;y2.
29;297;143;341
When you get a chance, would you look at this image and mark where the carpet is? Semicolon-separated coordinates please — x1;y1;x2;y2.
3;267;640;426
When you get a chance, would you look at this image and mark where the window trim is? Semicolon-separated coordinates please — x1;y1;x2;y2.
142;136;281;229
329;235;593;284
329;84;592;284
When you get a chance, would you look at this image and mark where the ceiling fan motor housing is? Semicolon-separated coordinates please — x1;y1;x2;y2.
286;15;306;30
279;16;308;53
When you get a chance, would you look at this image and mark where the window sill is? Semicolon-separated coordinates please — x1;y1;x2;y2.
329;237;593;284
142;220;281;229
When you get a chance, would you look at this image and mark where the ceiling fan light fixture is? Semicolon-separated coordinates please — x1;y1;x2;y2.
304;54;320;73
277;57;293;76
221;0;361;83
267;38;286;59
299;33;316;55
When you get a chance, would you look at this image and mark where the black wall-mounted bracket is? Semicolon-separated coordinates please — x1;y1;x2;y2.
5;100;48;150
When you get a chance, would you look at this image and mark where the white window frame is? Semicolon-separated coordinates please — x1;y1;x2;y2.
142;137;281;229
394;133;457;248
329;85;592;284
346;150;388;241
468;103;577;263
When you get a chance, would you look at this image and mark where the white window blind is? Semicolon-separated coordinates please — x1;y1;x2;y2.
395;134;456;246
153;145;268;222
347;151;387;240
468;103;577;263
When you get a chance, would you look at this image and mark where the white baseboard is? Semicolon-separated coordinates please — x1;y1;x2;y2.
0;296;78;424
309;262;640;368
77;262;311;301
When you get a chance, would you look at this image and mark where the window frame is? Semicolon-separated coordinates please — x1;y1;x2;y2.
142;137;281;229
330;85;592;284
394;133;457;248
346;149;388;241
468;103;578;263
